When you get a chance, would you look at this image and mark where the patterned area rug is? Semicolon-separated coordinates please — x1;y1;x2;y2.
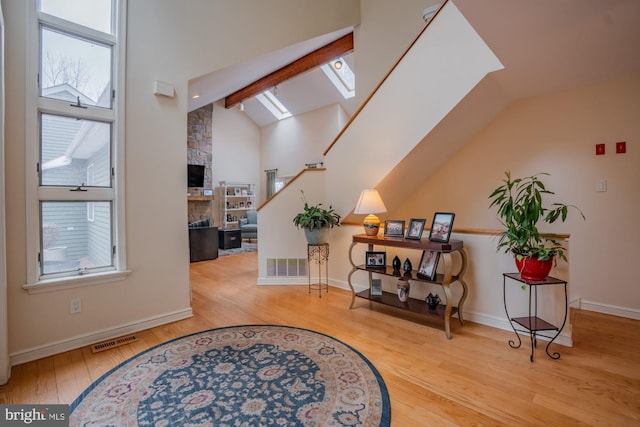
219;241;257;257
70;325;391;426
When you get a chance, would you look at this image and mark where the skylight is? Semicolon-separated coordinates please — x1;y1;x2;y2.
320;57;355;99
256;89;292;121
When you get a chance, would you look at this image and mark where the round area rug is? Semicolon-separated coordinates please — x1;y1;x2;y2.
70;325;390;426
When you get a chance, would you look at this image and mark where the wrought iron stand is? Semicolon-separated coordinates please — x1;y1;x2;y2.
503;273;568;362
308;243;329;297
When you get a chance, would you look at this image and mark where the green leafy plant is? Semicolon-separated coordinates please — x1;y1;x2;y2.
292;190;341;230
489;171;585;262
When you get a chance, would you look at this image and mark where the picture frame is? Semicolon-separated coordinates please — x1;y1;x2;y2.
238;201;245;208
203;189;213;196
405;218;426;240
234;188;241;196
370;278;382;296
417;250;440;281
428;212;455;243
365;251;386;269
384;220;405;237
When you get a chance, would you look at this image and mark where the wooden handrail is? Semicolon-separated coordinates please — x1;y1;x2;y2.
323;0;448;156
256;168;326;211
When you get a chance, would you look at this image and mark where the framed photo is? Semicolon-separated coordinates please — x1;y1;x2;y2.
365;251;386;269
238;201;245;208
234;188;241;196
405;218;426;240
371;279;382;296
428;212;455;243
384;220;405;237
417;250;440;281
203;189;213;196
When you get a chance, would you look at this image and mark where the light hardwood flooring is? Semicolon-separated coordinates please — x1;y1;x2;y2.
1;251;639;426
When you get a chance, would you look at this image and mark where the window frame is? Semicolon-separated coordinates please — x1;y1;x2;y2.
24;0;129;293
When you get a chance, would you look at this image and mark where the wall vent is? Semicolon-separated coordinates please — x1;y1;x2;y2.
90;334;139;353
267;258;308;277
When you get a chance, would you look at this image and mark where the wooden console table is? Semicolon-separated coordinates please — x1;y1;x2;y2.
347;234;468;339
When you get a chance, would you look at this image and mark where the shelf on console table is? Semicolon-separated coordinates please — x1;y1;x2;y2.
347;234;468;339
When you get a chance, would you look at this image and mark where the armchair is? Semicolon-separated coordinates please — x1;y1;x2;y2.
239;210;257;242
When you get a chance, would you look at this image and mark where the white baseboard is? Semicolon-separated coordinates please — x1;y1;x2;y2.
579;299;640;320
462;311;573;347
9;307;193;366
257;277;307;285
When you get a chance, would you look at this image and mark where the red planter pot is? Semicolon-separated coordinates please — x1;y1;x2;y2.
515;256;553;281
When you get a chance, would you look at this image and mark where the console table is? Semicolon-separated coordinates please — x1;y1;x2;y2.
503;273;568;362
347;234;468;339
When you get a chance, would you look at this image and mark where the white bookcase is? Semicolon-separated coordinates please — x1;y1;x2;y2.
217;182;255;229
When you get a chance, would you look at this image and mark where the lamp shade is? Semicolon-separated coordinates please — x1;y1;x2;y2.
354;189;387;236
354;189;387;215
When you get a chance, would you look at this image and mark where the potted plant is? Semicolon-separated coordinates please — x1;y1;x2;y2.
489;171;585;280
292;190;341;244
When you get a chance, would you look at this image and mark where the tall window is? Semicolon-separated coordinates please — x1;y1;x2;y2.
26;0;126;288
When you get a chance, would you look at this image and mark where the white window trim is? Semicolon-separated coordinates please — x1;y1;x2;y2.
23;0;128;291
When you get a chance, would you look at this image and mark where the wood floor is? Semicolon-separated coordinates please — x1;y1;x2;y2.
1;251;639;426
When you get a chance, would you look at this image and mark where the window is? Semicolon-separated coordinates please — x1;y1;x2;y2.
25;0;127;290
320;57;355;99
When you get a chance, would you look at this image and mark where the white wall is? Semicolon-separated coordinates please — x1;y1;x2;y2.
2;0;361;363
212;100;261;224
395;74;640;318
355;0;440;105
259;104;348;200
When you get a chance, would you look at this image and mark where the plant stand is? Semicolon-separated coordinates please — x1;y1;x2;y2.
503;273;568;362
308;243;329;298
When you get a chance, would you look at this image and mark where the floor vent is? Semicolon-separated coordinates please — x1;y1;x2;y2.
266;258;308;277
90;334;139;353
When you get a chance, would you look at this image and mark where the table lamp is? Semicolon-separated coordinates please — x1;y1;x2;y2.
354;189;387;236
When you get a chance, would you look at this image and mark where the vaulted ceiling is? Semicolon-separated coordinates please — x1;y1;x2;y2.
188;27;357;127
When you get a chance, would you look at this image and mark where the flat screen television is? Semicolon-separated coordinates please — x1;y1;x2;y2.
187;164;205;187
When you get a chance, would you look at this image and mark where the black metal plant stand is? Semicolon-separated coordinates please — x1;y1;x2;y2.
503;273;568;362
308;243;329;297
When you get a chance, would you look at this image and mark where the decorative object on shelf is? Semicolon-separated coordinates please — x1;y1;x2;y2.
489;171;585;281
384;220;405;237
417;250;440;281
203;189;213;197
405;218;426;240
371;279;382;296
403;258;412;275
428;212;455;243
425;293;441;310
397;277;410;302
354;189;387;236
293;190;341;245
366;251;386;269
392;255;401;273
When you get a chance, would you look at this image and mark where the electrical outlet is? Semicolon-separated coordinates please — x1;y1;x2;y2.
70;298;82;314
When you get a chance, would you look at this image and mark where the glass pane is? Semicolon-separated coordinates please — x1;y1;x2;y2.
41;201;113;275
41;114;112;187
40;0;113;34
41;28;112;108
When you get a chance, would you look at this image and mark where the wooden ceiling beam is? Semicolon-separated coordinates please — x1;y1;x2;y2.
225;32;353;109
